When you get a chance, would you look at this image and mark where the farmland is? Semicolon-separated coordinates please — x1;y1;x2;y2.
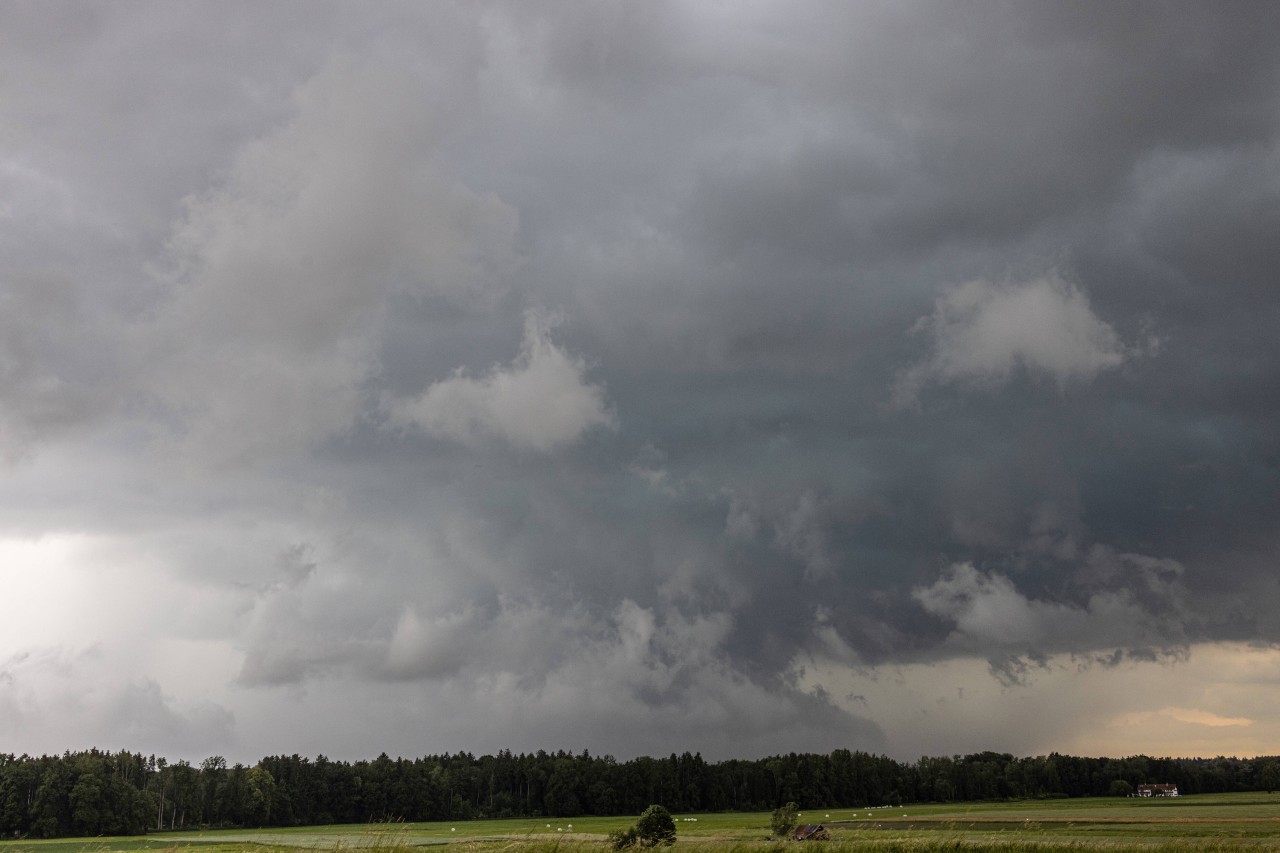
4;792;1280;852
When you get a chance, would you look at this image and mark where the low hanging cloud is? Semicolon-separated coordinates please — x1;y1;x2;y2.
373;596;883;758
895;274;1134;405
389;311;615;451
913;560;1189;673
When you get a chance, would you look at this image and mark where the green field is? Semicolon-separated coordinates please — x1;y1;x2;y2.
5;792;1280;852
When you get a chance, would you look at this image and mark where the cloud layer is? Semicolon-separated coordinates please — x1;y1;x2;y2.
3;1;1280;763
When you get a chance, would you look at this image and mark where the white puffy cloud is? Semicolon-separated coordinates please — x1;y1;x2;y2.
389;311;615;451
895;274;1132;404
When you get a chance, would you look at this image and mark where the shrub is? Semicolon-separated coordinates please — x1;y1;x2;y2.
770;801;799;837
611;804;676;848
636;804;677;846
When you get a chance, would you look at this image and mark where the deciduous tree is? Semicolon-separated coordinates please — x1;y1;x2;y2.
771;800;798;837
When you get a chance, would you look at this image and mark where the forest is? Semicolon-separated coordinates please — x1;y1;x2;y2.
3;747;1279;839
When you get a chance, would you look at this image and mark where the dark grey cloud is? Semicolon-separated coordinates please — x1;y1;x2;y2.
2;0;1280;762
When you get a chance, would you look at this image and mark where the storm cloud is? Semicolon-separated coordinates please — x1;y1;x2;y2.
3;0;1280;763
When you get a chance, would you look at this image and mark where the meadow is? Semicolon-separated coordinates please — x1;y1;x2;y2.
5;792;1280;853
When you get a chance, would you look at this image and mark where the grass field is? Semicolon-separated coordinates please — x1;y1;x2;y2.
5;792;1280;852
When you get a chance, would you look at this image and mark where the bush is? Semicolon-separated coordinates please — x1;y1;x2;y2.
770;801;799;838
636;804;677;846
611;804;676;849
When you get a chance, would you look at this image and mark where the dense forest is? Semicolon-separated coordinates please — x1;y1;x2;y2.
3;747;1279;839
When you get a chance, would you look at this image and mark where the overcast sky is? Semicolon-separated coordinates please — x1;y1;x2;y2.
3;1;1280;765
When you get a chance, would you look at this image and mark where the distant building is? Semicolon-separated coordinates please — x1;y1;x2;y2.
1136;784;1180;797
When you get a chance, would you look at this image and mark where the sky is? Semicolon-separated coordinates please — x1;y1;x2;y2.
2;0;1280;766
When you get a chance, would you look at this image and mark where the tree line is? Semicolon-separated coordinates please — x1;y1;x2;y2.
3;747;1279;838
